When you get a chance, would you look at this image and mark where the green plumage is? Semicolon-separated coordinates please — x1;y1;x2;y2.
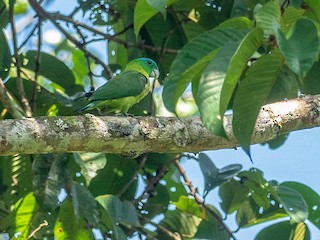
78;58;159;114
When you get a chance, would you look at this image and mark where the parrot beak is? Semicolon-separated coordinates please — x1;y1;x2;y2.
150;69;160;79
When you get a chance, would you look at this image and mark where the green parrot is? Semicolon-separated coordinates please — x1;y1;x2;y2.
78;58;159;114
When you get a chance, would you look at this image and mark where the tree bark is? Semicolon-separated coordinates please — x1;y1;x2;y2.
0;95;319;156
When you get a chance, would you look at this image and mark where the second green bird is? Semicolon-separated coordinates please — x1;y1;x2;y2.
78;58;159;114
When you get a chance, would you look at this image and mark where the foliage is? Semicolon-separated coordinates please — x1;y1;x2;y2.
0;0;319;239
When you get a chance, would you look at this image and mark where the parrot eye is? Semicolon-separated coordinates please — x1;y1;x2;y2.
147;60;152;65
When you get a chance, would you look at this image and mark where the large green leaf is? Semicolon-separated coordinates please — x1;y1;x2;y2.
134;0;178;36
255;0;280;36
220;27;264;116
255;221;310;240
233;51;284;157
198;42;242;135
280;182;320;229
21;51;81;95
13;193;38;239
71;182;100;225
0;30;11;79
174;196;206;219
199;153;242;198
274;185;309;223
274;19;320;79
0;1;8;28
162;28;249;113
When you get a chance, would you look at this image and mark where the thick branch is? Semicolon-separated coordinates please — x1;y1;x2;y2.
0;95;319;155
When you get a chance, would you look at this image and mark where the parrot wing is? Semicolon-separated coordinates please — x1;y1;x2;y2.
90;71;148;101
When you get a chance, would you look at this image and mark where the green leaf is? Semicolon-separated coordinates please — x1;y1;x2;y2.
305;0;320;22
73;153;107;185
220;27;264;117
194;205;230;240
280;182;320;229
280;6;305;34
274;19;320;79
255;221;310;240
54;200;94;240
162;28;249;113
71;182;100;225
233;51;284;156
198;42;242;135
0;30;11;79
301;61;320;94
174;196;206;219
13;193;38;239
96;195;140;240
217;16;254;29
22;51;81;95
275;185;309;223
158;209;201;240
134;0;178;36
255;0;281;36
89;154;139;199
199;153;242;198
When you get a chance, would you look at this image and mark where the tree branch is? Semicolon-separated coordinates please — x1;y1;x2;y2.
0;95;319;155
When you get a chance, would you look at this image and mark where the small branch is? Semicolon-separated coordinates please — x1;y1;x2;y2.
133;155;181;205
0;94;318;155
9;2;32;117
174;160;236;240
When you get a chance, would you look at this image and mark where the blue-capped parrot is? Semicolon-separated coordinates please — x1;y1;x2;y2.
78;58;159;114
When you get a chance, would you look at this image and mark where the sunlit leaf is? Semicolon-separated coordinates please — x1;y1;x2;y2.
174;196;206;219
233;51;284;157
163;28;249;113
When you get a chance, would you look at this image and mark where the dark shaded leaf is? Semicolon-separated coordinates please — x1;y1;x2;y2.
0;30;11;79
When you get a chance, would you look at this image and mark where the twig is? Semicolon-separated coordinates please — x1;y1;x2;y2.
28;0;114;79
18;24;38;50
47;12;179;54
133;155;182;205
31;19;42;111
174;160;237;240
26;220;48;240
140;215;181;240
9;1;32;117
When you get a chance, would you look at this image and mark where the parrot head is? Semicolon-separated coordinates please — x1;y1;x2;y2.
126;58;159;80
